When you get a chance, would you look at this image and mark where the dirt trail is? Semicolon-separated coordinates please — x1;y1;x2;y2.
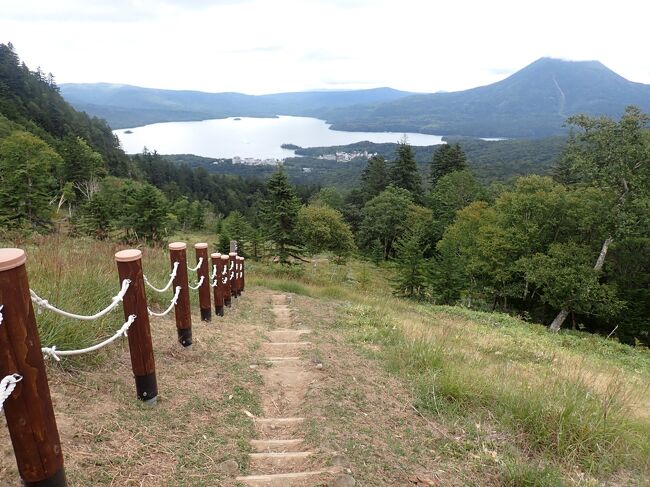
237;294;337;486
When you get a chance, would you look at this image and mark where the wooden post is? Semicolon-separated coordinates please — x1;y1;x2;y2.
229;252;238;299
0;248;67;486
211;252;224;317
194;243;211;322
236;256;243;296
169;242;192;347
222;254;232;308
115;249;158;404
241;257;245;292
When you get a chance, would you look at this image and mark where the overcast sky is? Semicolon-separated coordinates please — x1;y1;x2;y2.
1;0;649;95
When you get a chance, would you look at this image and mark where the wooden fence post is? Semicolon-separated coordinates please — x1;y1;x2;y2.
236;256;243;296
222;254;232;308
0;248;67;486
194;243;211;322
241;257;245;292
229;252;238;299
211;252;224;317
115;249;158;404
169;242;192;348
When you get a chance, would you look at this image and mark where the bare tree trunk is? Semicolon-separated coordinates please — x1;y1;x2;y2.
549;236;613;332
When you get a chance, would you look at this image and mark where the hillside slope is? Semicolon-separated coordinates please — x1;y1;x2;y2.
60;84;414;128
2;237;647;486
322;58;650;137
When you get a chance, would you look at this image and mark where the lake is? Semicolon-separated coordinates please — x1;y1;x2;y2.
113;116;448;159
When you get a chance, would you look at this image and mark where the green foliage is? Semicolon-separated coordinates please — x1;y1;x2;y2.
297;204;356;263
428;169;485;244
360;155;389;199
391;227;428;298
221;210;253;257
0;130;60;229
519;243;624;319
358;186;415;259
309;186;344;211
260;167;303;263
430;143;467;186
389;138;423;200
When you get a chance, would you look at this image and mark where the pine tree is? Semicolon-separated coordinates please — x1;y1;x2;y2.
390;138;423;200
360;155;388;200
391;227;428;298
430;143;468;186
260;167;303;263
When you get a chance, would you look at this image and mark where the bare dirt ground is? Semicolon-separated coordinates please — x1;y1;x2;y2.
2;287;464;486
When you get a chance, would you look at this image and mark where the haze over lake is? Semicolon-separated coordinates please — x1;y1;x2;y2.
113;116;447;159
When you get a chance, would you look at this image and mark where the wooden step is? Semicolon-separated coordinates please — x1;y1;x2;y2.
248;451;317;473
250;439;304;453
236;469;333;486
255;417;305;437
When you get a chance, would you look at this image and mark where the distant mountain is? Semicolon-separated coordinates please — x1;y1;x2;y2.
321;58;650;137
60;83;414;128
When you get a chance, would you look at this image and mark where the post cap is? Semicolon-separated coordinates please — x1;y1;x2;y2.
229;252;237;257
237;256;243;260
211;252;221;258
0;248;26;271
220;255;230;260
169;242;187;250
194;242;208;249
115;249;142;262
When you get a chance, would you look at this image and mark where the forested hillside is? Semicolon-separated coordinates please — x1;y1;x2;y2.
0;43;292;240
61;83;413;129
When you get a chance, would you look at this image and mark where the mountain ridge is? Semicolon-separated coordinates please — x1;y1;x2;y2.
61;58;650;136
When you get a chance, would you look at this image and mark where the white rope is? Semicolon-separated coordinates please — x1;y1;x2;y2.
41;315;136;362
144;261;179;293
188;257;203;272
30;280;130;321
222;265;227;276
211;265;217;280
211;278;217;288
148;286;181;317
0;305;3;325
189;276;204;290
0;374;22;411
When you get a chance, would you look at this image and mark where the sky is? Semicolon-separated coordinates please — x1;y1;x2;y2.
1;0;649;95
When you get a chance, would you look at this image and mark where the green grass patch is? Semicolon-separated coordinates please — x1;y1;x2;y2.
339;303;650;480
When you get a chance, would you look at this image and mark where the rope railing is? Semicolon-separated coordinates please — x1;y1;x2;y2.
41;314;136;362
144;261;179;293
211;265;217;280
29;280;130;321
187;257;203;272
189;276;204;290
148;286;181;317
0;373;22;411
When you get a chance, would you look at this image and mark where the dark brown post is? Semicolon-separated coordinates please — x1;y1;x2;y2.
194;243;211;322
211;252;224;317
236;256;243;296
0;248;67;486
229;252;238;299
222;254;232;308
169;242;192;347
241;257;245;292
115;249;158;404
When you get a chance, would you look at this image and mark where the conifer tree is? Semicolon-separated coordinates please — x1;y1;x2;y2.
361;155;388;200
430;143;468;186
392;227;428;298
260;167;303;263
390;138;423;200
